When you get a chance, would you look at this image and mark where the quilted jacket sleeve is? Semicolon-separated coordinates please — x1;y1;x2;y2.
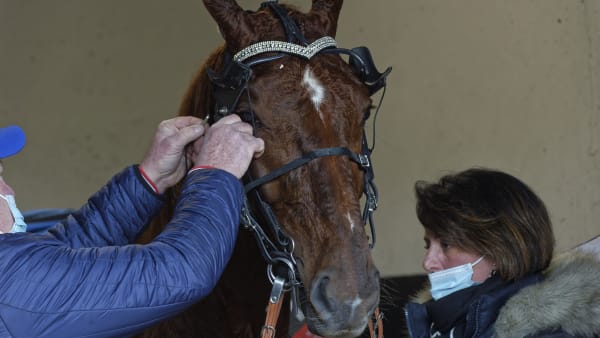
0;166;243;338
48;165;164;247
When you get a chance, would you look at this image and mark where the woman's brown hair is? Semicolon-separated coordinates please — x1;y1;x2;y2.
415;168;555;280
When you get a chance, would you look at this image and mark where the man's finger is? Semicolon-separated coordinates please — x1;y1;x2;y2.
253;137;265;158
172;116;205;130
215;114;242;125
168;123;206;150
232;121;254;135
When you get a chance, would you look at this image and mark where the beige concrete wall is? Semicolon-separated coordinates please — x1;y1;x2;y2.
1;0;598;276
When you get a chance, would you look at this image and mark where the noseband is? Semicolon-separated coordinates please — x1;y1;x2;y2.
205;1;390;336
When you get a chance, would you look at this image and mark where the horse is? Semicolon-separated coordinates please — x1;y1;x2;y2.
135;0;391;337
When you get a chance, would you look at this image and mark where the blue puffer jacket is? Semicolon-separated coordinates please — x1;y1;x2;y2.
0;165;243;338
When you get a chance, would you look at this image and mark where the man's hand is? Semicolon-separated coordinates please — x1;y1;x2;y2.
190;114;264;179
140;116;206;193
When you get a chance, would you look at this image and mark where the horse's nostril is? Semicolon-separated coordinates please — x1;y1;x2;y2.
310;273;337;315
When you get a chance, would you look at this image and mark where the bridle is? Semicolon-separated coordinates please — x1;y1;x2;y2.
205;1;391;337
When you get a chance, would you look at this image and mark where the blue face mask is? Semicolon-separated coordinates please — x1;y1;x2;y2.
0;194;27;234
428;256;484;300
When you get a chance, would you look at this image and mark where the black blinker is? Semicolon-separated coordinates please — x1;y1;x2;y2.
207;56;252;123
349;47;392;96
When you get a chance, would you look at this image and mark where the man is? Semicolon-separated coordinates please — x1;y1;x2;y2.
0;115;264;337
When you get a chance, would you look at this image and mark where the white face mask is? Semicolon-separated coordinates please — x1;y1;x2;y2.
0;194;27;234
428;256;484;300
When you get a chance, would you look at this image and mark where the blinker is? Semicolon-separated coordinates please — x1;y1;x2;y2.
348;47;392;95
206;57;252;123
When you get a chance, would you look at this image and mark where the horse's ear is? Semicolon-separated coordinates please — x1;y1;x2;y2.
308;0;343;37
202;0;250;47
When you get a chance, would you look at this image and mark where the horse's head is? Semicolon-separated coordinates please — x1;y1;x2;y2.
181;1;390;336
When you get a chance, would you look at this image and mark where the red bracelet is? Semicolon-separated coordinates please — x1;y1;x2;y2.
138;166;159;194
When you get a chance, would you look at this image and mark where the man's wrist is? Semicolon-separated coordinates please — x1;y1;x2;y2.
138;165;160;194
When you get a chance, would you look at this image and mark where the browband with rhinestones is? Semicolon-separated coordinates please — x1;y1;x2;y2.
233;36;337;62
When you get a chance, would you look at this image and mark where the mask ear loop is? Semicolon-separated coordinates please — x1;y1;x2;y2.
0;194;8;233
471;255;485;267
471;255;491;282
0;193;27;233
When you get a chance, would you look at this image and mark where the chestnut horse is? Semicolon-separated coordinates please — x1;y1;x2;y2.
136;0;390;337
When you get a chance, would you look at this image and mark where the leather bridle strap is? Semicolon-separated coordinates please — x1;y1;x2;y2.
261;276;286;338
245;146;369;193
367;307;384;338
261;298;284;338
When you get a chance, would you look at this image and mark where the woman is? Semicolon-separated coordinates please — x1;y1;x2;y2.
405;168;600;337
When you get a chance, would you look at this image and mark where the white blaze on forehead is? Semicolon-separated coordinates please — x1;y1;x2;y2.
302;66;325;115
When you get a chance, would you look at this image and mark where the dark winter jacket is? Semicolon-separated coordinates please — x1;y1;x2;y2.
405;250;600;338
0;166;243;338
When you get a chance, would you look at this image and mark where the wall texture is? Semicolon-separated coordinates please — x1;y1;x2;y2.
1;0;599;276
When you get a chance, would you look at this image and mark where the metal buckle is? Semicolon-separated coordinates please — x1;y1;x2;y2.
358;154;371;167
267;257;297;290
260;325;276;337
240;206;255;230
269;276;285;303
368;196;378;212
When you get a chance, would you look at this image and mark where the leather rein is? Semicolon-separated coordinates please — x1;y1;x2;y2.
205;2;391;337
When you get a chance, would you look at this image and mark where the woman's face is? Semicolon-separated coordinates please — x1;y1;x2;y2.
422;229;495;282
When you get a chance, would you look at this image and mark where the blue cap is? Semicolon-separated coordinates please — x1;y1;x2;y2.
0;125;26;159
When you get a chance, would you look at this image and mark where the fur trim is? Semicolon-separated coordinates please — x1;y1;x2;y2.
494;251;600;337
408;280;432;304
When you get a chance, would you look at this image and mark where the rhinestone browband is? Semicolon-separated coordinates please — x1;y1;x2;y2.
233;36;337;62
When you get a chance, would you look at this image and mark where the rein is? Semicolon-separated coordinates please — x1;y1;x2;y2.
206;2;390;337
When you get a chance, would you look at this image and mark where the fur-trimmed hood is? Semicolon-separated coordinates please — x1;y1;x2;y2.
406;250;600;337
494;250;600;337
